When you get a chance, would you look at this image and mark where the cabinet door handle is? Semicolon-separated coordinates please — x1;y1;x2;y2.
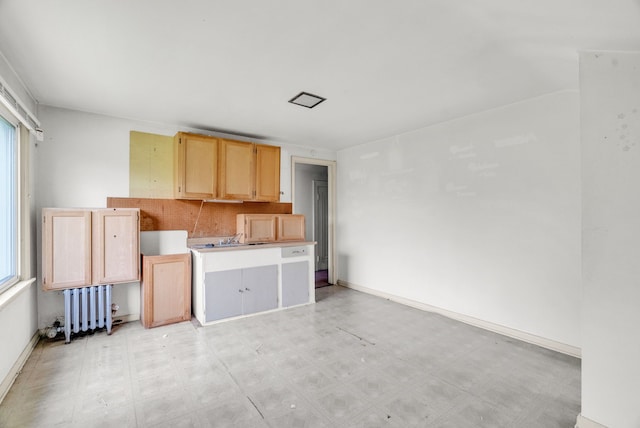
238;289;244;293
245;287;251;291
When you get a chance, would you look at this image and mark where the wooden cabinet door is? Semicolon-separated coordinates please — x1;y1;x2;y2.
218;139;254;200
242;265;278;315
277;215;305;241
255;144;280;201
175;132;218;199
42;209;92;290
205;270;243;322
282;261;310;307
236;214;277;243
141;254;191;328
92;209;140;285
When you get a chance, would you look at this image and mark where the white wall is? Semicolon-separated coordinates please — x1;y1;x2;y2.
337;91;581;349
0;132;38;395
35;105;336;328
0;283;38;394
580;51;640;428
0;64;39;399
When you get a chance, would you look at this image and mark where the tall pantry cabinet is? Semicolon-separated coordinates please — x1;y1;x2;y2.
42;208;140;290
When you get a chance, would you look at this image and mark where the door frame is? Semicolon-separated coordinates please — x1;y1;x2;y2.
291;156;336;285
312;179;328;271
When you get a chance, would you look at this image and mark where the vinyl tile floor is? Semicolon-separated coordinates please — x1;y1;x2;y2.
0;285;581;427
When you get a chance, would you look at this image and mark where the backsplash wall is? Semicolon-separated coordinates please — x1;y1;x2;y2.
107;197;292;237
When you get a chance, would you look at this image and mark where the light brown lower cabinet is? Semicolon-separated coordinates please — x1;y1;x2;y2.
141;253;191;328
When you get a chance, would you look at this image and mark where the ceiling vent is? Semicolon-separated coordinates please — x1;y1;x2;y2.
288;92;326;109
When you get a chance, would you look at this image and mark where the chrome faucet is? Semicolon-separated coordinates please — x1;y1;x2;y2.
219;233;242;245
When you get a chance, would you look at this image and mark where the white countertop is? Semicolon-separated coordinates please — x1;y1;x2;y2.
189;241;315;253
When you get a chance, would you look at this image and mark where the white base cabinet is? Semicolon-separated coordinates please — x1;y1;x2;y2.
282;261;310;308
205;270;243;321
205;265;277;322
192;243;314;325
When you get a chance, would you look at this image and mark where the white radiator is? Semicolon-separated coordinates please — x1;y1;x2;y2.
63;285;112;343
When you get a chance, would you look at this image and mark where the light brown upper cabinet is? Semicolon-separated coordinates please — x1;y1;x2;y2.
276;214;306;241
174;132;218;199
255;144;281;202
236;214;277;243
218;139;254;200
42;208;140;291
174;133;280;202
42;209;92;290
218;139;281;202
236;214;305;243
91;209;140;285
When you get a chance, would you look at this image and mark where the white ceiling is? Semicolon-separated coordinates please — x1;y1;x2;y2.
1;1;639;151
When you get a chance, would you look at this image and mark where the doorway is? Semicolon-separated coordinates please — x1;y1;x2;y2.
313;179;328;272
292;157;336;288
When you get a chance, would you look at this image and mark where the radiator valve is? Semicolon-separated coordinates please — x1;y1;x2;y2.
111;303;119;315
43;320;63;339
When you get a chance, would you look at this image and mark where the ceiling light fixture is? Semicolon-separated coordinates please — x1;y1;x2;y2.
288;92;326;109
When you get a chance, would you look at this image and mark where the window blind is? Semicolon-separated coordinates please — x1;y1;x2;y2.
0;75;39;134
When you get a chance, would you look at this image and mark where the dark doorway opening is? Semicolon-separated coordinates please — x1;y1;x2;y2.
315;269;330;288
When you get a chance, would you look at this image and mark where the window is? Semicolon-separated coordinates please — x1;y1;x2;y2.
0;113;17;293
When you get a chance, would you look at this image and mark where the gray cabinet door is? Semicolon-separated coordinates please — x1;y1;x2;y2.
242;265;278;315
205;270;243;322
282;261;309;307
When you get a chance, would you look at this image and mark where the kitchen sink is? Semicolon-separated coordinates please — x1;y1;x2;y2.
191;242;244;249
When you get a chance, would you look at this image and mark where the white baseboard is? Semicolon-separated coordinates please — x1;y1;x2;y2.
0;331;39;404
575;414;608;428
113;313;139;324
337;280;581;358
